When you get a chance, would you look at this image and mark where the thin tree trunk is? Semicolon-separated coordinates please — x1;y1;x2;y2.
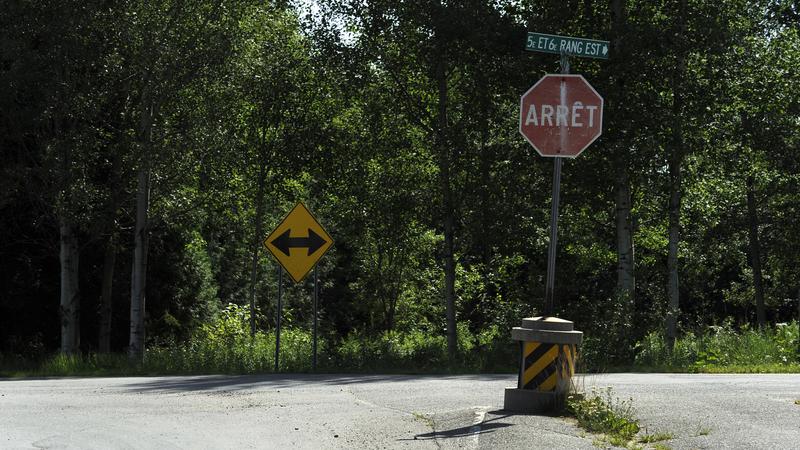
58;129;80;354
248;153;267;337
615;166;635;304
611;0;635;310
98;233;116;353
666;3;687;350
435;21;457;361
384;254;403;333
666;159;681;349
99;144;121;354
59;216;80;354
477;71;492;268
129;91;153;362
746;175;766;327
387;277;399;333
129;166;150;361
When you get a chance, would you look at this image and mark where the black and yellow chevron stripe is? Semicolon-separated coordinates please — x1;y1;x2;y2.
520;342;559;391
559;344;576;379
519;342;577;391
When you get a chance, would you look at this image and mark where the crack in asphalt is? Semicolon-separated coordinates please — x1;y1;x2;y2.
346;387;418;417
343;386;493;449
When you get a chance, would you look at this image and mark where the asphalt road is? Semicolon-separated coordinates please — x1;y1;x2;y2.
1;373;798;449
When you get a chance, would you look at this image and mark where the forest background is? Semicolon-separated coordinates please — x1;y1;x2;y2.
1;0;799;374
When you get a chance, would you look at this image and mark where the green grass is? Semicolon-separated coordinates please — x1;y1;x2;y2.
567;387;678;449
567;387;641;447
1;333;515;378
690;363;800;373
638;432;673;443
633;321;799;373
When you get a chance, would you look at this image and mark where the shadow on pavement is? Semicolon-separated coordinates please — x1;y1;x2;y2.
122;373;514;393
410;422;513;440
406;413;515;441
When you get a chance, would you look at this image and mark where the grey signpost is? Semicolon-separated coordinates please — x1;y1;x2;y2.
275;266;283;372
525;33;608;316
542;54;570;317
313;265;319;371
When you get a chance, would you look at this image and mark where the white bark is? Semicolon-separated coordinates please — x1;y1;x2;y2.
611;0;635;309
129;166;150;361
666;0;687;350
129;91;153;362
248;154;267;337
435;25;457;361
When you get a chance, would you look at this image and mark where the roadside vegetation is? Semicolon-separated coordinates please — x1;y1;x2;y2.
2;307;796;377
631;320;800;373
1;304;516;377
566;387;674;450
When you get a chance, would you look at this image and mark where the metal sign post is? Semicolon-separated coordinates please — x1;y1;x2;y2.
545;167;562;316
543;52;569;316
264;202;332;373
313;265;318;371
275;266;283;372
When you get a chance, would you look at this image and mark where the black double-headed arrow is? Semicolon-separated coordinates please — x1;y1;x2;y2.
270;228;327;257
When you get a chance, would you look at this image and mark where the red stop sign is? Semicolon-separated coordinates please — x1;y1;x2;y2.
519;74;603;158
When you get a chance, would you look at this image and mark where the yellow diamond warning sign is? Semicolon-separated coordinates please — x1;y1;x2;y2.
264;202;333;283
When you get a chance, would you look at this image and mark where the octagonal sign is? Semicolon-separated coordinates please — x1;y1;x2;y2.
519;74;603;158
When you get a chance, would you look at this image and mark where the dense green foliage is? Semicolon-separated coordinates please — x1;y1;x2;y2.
634;320;800;371
2;307;796;377
1;1;799;371
1;303;515;376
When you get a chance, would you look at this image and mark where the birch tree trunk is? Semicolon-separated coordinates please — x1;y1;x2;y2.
248;148;267;337
434;15;457;361
666;8;687;350
129;166;150;361
745;175;766;327
666;152;682;350
129;91;153;362
99;148;120;353
611;0;635;308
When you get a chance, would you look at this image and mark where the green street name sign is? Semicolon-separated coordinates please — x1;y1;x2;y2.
526;32;609;60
